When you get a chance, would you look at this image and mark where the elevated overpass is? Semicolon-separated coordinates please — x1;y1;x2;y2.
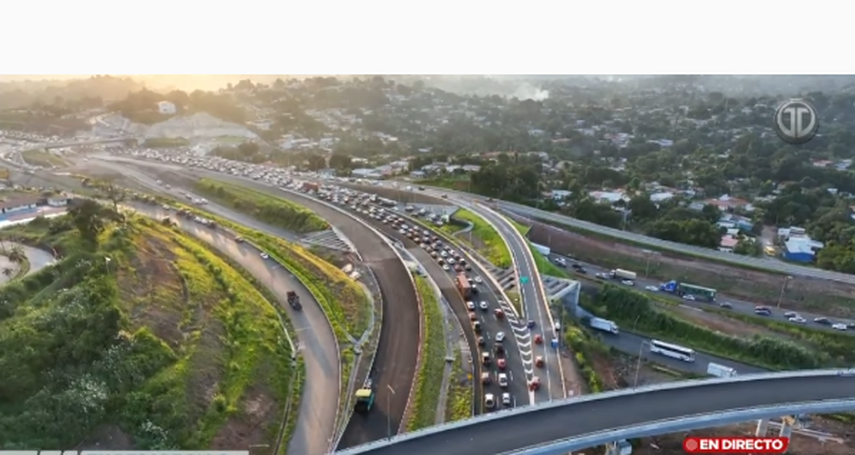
334;370;855;455
41;137;136;149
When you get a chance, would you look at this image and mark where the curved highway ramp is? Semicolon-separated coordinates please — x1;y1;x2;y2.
335;370;855;455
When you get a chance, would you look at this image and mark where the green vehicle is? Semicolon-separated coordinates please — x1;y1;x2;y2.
354;387;375;413
677;283;717;302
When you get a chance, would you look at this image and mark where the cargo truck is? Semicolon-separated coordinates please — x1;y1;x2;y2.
706;362;737;378
287;291;302;310
532;243;551;256
609;268;637;281
589;317;619;334
456;273;472;298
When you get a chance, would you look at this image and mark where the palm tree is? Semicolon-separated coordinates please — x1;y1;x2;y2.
1;267;13;280
7;246;25;266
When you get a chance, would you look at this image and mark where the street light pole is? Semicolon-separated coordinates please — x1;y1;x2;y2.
776;276;792;308
386;385;396;440
633;341;649;388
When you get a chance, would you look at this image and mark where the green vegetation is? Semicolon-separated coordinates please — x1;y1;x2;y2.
444;350;473;422
704;307;855;365
150;194;370;340
508;217;531;236
564;320;607;393
582;285;844;370
504;289;523;315
22;149;68;168
407;275;445;431
527;244;570;278
441;208;511;268
142;137;190;148
194;178;328;234
0;244;29;281
0;202;296;450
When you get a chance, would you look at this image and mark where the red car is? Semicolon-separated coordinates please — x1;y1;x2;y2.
528;376;540;391
534;334;543;345
494;308;505;319
535;356;544;368
497;358;507;370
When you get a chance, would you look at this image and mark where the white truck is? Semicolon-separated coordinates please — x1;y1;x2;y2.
589;317;619;334
707;362;737;378
610;268;637;281
532;243;551;256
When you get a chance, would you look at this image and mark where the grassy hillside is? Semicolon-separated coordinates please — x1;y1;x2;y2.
193;178;328;234
0;204;297;450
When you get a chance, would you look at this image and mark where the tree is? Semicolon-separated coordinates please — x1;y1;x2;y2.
69;199;106;243
1;267;13;279
7;246;25;266
305;154;326;171
329;153;353;170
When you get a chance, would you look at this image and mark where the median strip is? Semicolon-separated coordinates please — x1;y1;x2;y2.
444;349;474;422
439;208;512;268
582;284;841;370
407;275;447;432
194;178;329;233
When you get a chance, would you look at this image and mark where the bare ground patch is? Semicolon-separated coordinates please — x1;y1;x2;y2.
524;219;855;318
211;383;279;449
664;304;796;341
115;235;186;348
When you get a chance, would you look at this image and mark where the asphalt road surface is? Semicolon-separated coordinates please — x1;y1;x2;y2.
181;170;419;448
344;204;529;413
93;156;421;446
134;204;340;455
460;201;565;402
344;374;855;455
376;182;855;286
549;250;855;333
601;330;765;377
342;183;565;402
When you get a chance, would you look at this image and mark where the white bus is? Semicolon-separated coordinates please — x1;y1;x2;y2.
649;340;695;362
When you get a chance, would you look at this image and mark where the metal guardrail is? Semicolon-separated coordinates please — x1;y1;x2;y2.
500;400;855;455
277;187;421;441
333;368;852;454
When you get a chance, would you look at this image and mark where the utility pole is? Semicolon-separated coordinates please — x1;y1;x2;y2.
776;276;792;308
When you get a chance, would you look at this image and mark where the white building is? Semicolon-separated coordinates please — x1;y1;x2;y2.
157;101;177;115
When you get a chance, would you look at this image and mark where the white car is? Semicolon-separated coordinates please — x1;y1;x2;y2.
484;393;495;409
682;294;696;301
498;373;508;388
645;285;658;292
495;331;506;342
501;392;512;406
621;280;634;286
479;301;489;311
442;264;450;271
832;323;848;331
260;252;269;259
474;276;483;284
466;301;475;311
789;316;806;324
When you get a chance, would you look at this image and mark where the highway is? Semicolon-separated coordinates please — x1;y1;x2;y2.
338;197;529;412
465;202;565;401
129;192;341;455
174;169;419;448
88;155;423;446
97;158;422;447
339;373;855;455
550;250;855;333
337;183;566;401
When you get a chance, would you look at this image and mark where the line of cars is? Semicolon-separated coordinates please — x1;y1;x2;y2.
754;306;853;331
316;184;527;411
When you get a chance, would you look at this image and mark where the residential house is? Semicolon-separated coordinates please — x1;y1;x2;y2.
46;196;70;207
550;190;572;201
157;101;177;115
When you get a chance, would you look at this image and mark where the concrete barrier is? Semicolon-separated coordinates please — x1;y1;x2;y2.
334;369;851;454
